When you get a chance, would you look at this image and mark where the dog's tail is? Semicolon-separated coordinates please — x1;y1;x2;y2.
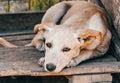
0;37;18;47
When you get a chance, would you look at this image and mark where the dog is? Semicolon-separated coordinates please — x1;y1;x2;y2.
0;1;111;73
35;1;111;72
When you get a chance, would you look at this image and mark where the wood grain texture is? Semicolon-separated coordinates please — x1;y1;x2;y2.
0;31;35;46
71;74;112;83
0;12;44;33
0;31;118;77
0;46;119;77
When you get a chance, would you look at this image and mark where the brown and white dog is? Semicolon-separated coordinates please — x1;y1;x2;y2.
0;1;111;73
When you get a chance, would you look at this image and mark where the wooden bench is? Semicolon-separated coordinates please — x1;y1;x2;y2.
0;31;119;83
0;12;120;83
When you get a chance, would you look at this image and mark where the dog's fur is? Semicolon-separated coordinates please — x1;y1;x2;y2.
0;1;111;73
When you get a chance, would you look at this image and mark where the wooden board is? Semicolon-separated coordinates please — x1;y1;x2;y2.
0;48;120;77
0;11;44;33
71;74;112;83
0;32;119;77
0;46;120;77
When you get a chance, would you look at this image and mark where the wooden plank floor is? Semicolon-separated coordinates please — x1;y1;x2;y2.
0;31;119;77
0;50;119;77
0;31;68;83
0;31;120;83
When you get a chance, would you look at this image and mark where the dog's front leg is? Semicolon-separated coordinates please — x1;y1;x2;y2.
38;57;45;67
67;50;94;67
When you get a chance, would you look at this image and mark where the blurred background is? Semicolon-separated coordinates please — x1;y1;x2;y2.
0;0;83;13
0;0;86;33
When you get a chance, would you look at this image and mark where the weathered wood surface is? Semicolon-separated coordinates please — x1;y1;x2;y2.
0;31;35;46
0;12;44;33
0;30;34;37
0;31;119;77
0;11;46;15
0;46;120;77
71;74;112;83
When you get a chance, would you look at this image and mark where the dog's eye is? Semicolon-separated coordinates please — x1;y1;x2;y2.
62;47;71;52
77;37;81;42
46;43;52;48
83;37;90;42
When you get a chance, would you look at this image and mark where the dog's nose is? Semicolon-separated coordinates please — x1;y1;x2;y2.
46;63;56;72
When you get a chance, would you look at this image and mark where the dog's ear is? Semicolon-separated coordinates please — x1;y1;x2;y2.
34;24;53;34
76;29;103;49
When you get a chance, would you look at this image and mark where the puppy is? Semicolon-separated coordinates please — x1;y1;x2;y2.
0;1;111;73
34;1;111;72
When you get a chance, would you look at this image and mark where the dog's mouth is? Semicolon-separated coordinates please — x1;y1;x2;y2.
38;57;75;72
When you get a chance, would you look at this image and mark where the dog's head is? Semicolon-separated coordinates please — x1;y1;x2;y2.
35;24;102;72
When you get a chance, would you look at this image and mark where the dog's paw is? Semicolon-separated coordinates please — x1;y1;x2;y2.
36;42;45;52
38;57;45;67
67;60;77;67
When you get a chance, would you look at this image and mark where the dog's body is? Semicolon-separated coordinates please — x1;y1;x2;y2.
0;1;111;73
34;1;111;72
